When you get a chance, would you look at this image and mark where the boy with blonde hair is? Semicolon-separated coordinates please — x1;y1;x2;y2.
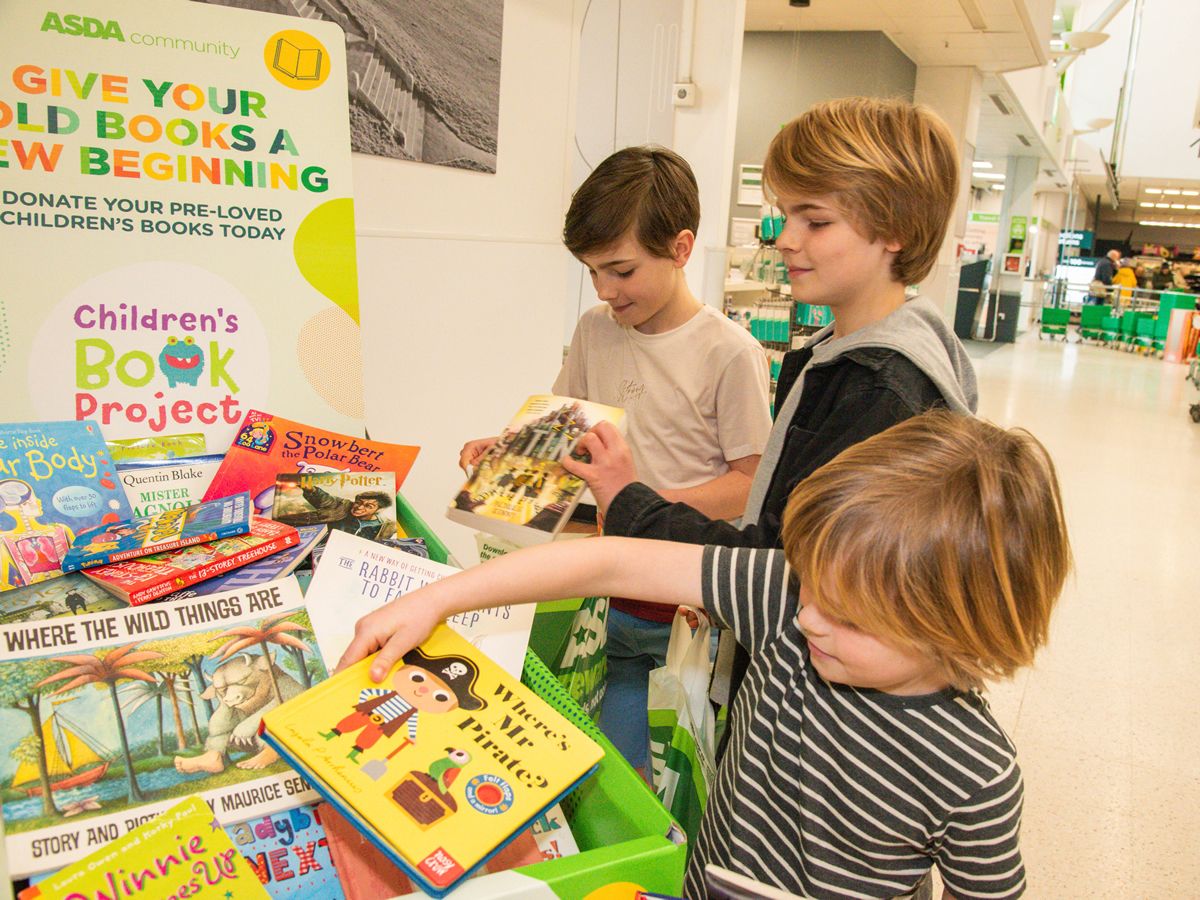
564;97;978;713
342;411;1072;898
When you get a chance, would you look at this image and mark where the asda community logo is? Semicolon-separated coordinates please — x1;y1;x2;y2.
40;11;126;41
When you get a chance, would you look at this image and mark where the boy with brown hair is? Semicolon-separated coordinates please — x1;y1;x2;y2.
458;145;772;771
564;97;979;711
342;411;1073;899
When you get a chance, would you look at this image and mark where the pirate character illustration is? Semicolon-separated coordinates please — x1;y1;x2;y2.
319;648;484;764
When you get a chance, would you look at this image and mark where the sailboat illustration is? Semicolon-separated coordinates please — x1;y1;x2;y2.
11;711;112;797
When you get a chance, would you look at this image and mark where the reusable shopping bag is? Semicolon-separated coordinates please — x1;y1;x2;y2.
648;608;717;845
541;594;609;719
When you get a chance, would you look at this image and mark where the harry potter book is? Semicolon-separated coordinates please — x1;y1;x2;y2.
0;420;134;592
60;493;252;573
272;471;397;542
446;395;624;546
83;517;301;605
260;625;603;898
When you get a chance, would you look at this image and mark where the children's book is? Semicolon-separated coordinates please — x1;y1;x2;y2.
227;804;343;899
0;420;134;592
202;410;419;517
0;572;128;623
304;530;534;677
446;395;624;546
259;625;604;898
61;493;252;573
159;525;328;603
84;517;301;605
116;453;225;517
273;471;397;542
0;576;324;878
18;795;271;900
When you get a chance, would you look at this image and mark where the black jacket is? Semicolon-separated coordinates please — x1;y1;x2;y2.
605;345;952;548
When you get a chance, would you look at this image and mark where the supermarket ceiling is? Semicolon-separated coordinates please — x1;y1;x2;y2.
744;0;1053;71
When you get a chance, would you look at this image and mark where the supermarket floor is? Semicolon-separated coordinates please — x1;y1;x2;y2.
965;330;1200;896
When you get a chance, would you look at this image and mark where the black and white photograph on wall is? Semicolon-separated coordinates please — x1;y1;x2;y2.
193;0;504;172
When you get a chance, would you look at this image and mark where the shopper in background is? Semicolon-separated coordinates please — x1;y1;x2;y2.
1089;248;1121;303
1112;257;1138;310
342;411;1073;900
562;97;978;730
457;146;772;775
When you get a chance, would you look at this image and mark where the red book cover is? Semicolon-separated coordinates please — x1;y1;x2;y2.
83;518;300;605
202;410;420;517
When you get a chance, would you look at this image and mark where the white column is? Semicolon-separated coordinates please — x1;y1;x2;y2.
913;66;983;322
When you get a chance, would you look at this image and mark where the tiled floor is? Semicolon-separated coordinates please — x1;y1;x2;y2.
965;331;1200;897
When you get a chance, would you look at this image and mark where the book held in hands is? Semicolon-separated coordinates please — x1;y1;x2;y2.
260;624;604;898
447;395;624;545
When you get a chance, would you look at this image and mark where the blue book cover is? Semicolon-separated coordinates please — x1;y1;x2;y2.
159;524;327;602
0;420;133;592
60;492;251;572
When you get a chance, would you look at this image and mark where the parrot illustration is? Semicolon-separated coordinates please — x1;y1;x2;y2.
428;747;471;792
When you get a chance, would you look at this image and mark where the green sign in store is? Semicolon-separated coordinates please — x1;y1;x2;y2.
1008;215;1027;252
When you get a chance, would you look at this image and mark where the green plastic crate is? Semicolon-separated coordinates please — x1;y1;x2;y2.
395;490;452;564
513;650;687;897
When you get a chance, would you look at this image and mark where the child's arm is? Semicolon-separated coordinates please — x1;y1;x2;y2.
338;537;705;682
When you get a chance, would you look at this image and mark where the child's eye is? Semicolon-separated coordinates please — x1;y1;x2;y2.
614;269;635;278
808;221;830;230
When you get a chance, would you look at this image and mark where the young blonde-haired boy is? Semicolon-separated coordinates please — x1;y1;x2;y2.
564;96;979;713
341;411;1072;899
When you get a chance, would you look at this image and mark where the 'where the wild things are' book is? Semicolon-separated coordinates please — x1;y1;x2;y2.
0;420;133;592
446;395;624;546
82;517;301;606
272;471;397;543
19;795;271;899
0;576;324;878
260;625;604;898
202;409;419;517
60;493;252;573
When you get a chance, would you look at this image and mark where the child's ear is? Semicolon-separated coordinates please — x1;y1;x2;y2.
671;229;696;267
883;237;903;254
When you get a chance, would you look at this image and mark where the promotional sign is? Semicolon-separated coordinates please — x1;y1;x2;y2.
1057;229;1094;251
0;0;364;448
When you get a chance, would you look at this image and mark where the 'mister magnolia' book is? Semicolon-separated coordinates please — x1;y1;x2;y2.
305;530;534;677
202;410;419;517
446;395;624;546
83;518;301;605
61;492;252;572
18;795;271;900
0;420;133;592
260;625;604;898
0;577;325;878
273;471;397;543
116;453;225;517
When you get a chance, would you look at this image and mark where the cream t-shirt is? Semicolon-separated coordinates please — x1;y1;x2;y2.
552;303;772;492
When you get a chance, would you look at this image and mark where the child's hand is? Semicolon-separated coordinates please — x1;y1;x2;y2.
337;587;445;682
458;436;498;474
561;422;637;516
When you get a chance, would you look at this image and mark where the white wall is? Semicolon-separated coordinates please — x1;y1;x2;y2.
355;1;583;564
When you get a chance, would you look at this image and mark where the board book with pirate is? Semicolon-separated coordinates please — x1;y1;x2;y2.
259;624;604;898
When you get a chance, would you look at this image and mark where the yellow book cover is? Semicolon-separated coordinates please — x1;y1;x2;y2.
19;795;269;899
260;625;603;897
446;394;625;546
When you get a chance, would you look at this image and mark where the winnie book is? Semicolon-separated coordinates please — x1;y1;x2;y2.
60;493;252;573
272;471;397;542
18;795;270;899
202;410;419;517
446;395;624;546
0;420;134;592
83;517;301;605
260;625;604;898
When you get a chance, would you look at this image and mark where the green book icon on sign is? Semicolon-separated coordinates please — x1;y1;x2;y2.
272;38;323;81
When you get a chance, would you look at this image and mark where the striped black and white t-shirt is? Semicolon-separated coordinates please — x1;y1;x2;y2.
690;546;1025;900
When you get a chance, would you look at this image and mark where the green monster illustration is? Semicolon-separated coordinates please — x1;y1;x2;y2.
428;747;471;791
158;335;205;387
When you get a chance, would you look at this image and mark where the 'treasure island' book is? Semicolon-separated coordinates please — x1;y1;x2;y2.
82;517;301;606
60;493;252;572
260;625;603;898
202;410;419;516
446;395;624;546
0;420;133;591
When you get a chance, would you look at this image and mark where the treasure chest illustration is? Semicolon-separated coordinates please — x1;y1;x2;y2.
391;770;458;829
